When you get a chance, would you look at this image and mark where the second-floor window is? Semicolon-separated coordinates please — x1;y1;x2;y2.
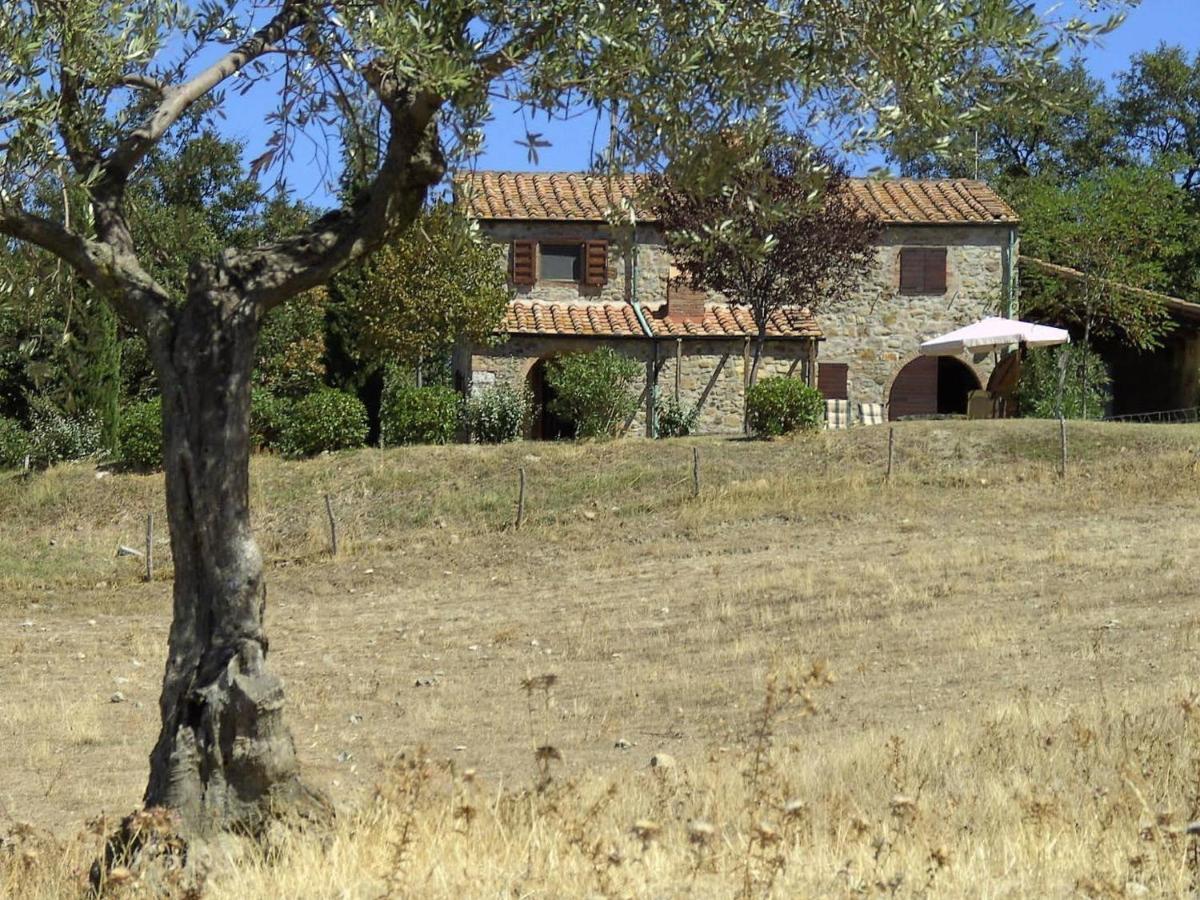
510;239;609;287
899;247;947;295
540;243;582;281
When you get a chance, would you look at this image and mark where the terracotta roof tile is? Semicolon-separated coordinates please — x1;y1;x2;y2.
647;304;820;338
504;302;645;337
459;171;1018;225
503;301;821;339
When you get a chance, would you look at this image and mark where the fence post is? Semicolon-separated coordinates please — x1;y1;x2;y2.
885;427;895;483
692;447;700;498
515;467;526;530
145;513;153;582
1059;417;1067;480
324;494;338;556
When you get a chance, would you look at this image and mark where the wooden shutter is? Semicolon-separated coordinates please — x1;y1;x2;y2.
899;248;947;294
899;249;922;294
583;240;608;286
511;240;536;286
922;248;947;293
817;362;849;401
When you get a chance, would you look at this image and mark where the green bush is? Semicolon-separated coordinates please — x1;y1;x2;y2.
655;395;698;438
278;389;369;458
250;388;292;452
380;383;461;446
464;385;531;443
746;376;824;437
546;348;641;439
0;416;30;470
26;396;103;467
1016;343;1110;419
118;398;163;470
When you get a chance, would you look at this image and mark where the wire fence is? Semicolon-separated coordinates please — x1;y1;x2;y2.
1103;406;1200;425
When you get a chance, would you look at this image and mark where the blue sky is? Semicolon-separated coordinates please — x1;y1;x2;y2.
231;0;1200;207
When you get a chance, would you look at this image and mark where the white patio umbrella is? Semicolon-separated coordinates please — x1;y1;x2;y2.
918;316;1070;356
918;316;1073;427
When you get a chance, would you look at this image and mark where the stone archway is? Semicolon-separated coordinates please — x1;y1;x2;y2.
887;355;981;421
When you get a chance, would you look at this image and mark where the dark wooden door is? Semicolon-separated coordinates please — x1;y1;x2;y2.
888;356;939;420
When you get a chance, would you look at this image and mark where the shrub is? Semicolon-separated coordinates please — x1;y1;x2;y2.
546;348;641;439
250;388;292;452
278;389;369;458
26;396;103;467
464;385;531;443
655;395;698;438
118;398;163;470
1016;343;1110;419
380;382;461;446
746;376;824;437
0;416;29;470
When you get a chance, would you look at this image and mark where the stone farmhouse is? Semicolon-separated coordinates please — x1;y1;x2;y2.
454;171;1020;436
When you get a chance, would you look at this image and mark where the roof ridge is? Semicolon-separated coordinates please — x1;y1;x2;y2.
464;170;1017;224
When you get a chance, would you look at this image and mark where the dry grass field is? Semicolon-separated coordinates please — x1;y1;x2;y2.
4;419;1200;897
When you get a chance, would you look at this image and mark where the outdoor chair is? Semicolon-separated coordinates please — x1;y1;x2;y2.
825;399;849;430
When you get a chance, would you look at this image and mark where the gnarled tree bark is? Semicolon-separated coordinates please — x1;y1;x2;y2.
141;267;325;833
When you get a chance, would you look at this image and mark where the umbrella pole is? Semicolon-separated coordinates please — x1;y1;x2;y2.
1055;344;1068;420
1056;343;1068;480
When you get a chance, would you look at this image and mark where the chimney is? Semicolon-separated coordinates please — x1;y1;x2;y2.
666;265;706;322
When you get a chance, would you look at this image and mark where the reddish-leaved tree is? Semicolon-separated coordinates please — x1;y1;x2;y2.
655;141;881;387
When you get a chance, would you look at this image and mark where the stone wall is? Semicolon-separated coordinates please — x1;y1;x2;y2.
460;335;814;436
815;224;1016;408
473;220;1017;427
483;221;673;307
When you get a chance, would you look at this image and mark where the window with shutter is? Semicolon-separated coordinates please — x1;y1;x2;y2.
511;240;536;286
584;240;608;286
899;248;947;295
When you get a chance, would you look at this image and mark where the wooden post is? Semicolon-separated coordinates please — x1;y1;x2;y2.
1059;417;1067;479
515;467;526;530
145;513;153;582
324;494;338;556
885;427;895;483
675;338;682;401
692;447;700;498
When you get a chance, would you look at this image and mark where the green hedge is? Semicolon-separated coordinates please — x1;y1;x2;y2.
746;377;824;437
655;395;698;438
546;348;641;439
250;388;292;452
118;397;163;470
381;383;461;446
0;416;29;470
278;389;369;458
26;397;103;467
464;385;530;443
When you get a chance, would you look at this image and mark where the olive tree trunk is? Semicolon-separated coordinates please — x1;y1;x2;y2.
141;284;321;834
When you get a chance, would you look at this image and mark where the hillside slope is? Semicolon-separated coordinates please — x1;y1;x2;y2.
3;420;1200;897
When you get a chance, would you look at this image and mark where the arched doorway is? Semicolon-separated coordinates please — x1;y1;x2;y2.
527;357;576;440
888;355;980;421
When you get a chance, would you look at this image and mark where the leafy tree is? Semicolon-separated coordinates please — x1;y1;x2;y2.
332;205;510;380
654;139;880;387
255;287;329;397
0;0;1126;835
1016;344;1110;420
889;57;1121;183
1014;165;1195;350
1116;44;1200;192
